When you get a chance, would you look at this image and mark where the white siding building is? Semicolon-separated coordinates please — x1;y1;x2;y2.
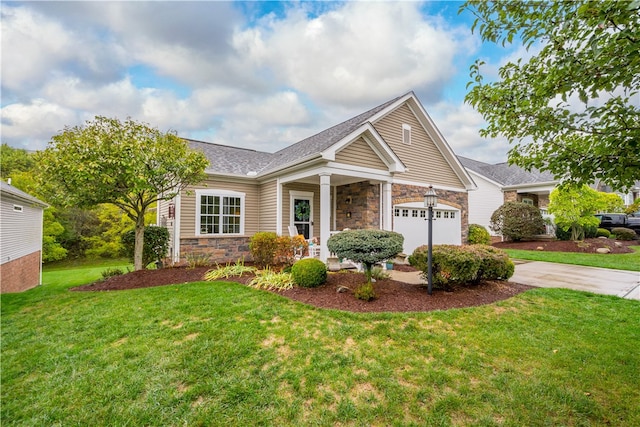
1;181;47;293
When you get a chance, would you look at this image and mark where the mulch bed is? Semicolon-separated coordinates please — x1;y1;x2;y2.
70;237;637;313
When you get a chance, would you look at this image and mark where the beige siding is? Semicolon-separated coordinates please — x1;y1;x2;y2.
335;137;387;170
259;180;278;232
181;177;260;237
374;104;464;189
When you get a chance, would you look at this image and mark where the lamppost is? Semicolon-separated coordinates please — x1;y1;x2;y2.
424;185;437;295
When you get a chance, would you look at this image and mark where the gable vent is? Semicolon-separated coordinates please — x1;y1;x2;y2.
402;124;411;145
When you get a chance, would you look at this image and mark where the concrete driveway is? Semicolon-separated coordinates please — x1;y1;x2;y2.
511;260;640;300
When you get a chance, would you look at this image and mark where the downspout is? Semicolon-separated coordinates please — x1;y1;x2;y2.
276;178;282;235
173;194;181;264
39;206;44;286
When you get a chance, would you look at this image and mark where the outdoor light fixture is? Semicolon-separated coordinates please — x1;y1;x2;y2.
424;185;437;295
346;211;352;218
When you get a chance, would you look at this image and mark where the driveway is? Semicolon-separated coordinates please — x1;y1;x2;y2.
511;260;640;300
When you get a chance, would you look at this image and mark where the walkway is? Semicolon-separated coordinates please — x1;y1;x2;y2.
389;261;640;300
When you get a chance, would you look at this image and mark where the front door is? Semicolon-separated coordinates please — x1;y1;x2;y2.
292;197;312;239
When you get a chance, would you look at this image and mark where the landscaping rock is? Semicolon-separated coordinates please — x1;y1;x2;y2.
614;242;623;247
336;285;350;293
536;246;544;251
596;247;611;254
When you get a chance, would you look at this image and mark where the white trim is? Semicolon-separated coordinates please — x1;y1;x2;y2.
195;189;246;236
394;201;460;211
289;190;314;238
391;178;469;194
13;204;23;212
276;178;283;235
173;194;181;263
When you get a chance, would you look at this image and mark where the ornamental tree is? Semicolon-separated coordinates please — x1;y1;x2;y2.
548;185;622;241
36;116;208;270
461;0;640;191
327;229;403;288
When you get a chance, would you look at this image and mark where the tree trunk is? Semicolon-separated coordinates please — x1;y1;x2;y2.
134;215;145;271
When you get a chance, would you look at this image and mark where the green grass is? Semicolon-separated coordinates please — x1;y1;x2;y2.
2;263;639;425
504;246;640;271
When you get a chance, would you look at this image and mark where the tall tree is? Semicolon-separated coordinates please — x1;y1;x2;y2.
462;0;640;191
548;185;621;240
37;116;208;270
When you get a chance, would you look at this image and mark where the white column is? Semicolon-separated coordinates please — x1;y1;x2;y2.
173;193;181;264
319;173;331;261
276;178;282;235
383;182;393;231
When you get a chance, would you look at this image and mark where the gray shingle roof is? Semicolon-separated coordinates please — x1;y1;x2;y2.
1;181;47;207
458;156;557;186
187;93;408;177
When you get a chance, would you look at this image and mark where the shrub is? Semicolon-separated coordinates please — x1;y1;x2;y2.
596;228;611;238
469;245;514;281
291;258;327;288
327;229;403;285
101;267;124;279
584;224;598;239
204;259;256;280
468;224;492;245
371;266;390;280
354;282;376;301
409;244;514;290
274;235;308;265
249;232;279;267
611;227;637;241
490;202;545;241
122;226;170;268
555;225;572;241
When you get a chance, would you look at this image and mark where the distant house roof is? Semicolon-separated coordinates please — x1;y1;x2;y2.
0;181;47;207
458;156;557;187
186;93;408;177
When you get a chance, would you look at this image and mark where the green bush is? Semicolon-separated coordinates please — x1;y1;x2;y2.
490;202;545;241
291;258;327;288
122;226;170;268
409;244;514;290
469;245;514;281
596;228;611;238
101;267;125;279
354;282;376;301
611;227;637;241
249;232;279;267
468;224;492;245
584;224;598;239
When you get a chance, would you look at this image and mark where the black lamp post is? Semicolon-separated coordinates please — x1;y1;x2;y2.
424;185;437;295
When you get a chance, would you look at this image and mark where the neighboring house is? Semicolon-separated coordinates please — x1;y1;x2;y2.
159;92;476;263
594;180;640;207
0;180;48;293
458;156;557;236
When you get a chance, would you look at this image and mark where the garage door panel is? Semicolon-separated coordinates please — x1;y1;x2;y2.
393;207;461;255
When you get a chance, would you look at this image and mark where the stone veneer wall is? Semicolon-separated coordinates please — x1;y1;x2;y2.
179;236;251;264
0;251;41;293
335;182;380;231
503;190;517;203
392;184;470;243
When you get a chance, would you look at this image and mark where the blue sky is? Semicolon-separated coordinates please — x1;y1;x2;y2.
1;1;521;163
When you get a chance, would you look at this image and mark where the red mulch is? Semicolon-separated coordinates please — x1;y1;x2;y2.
70;238;637;313
493;237;638;254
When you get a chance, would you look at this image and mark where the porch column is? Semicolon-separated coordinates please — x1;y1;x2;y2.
319;173;331;261
383;182;393;231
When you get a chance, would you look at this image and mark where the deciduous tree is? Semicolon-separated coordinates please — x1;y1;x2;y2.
37;116;208;270
462;0;640;190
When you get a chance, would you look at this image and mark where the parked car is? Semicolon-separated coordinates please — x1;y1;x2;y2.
594;213;640;233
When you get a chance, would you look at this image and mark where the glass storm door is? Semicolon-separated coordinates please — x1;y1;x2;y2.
292;198;312;239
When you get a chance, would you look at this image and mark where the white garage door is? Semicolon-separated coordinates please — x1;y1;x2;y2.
393;203;461;256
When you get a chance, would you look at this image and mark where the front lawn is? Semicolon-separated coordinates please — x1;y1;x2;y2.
503;246;640;271
1;264;639;425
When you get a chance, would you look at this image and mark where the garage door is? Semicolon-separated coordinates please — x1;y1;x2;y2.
393;203;461;256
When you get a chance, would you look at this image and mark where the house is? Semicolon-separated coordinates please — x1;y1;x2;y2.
458;156;557;236
0;180;48;293
159;92;476;263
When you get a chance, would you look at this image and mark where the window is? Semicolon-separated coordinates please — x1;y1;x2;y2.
522;197;534;205
13;205;23;212
402;209;409;217
450;212;455;219
420;210;426;218
402;124;411;145
412;210;418;217
196;190;244;235
436;211;441;219
394;208;400;217
444;211;450;219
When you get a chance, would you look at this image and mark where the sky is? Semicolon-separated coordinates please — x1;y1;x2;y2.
1;0;523;164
